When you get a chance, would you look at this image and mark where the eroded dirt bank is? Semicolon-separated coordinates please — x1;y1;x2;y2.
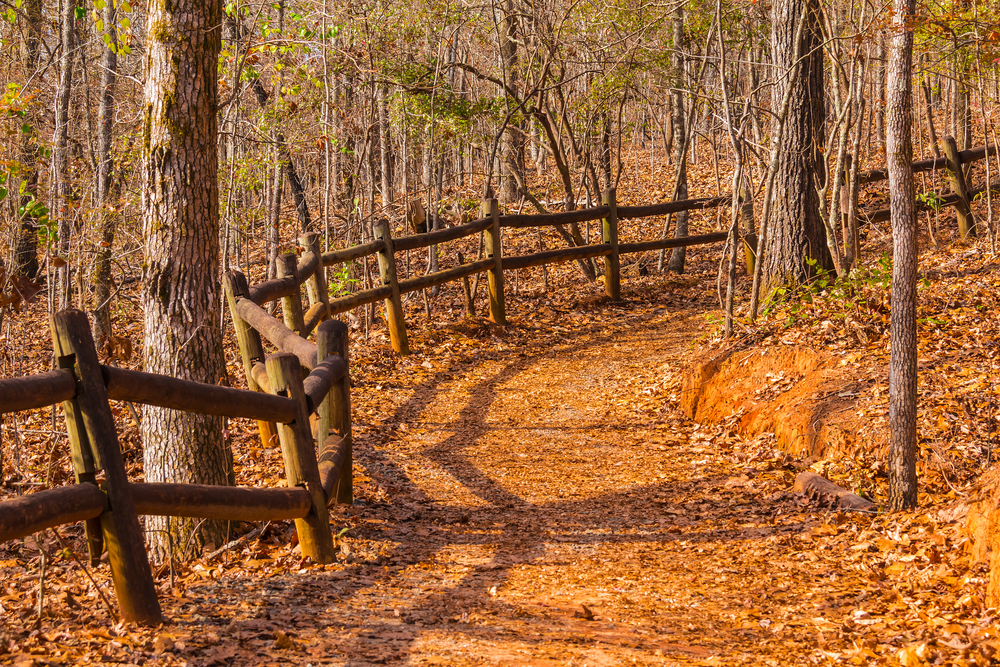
680;343;886;460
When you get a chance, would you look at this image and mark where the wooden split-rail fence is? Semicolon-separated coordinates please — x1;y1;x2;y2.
856;137;997;239
0;139;995;625
0;309;351;624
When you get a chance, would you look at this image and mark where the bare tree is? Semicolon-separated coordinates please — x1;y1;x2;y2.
92;2;120;348
52;0;78;310
13;0;42;280
666;5;690;274
886;0;918;510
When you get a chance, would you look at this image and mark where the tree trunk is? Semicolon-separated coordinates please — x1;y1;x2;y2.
141;0;231;561
762;0;832;294
53;0;77;310
92;2;119;349
875;40;886;149
14;0;42;280
379;84;392;209
499;0;523;203
886;0;918;510
667;6;689;274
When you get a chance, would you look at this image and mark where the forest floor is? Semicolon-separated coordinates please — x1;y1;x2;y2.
0;236;1000;665
3;211;1000;664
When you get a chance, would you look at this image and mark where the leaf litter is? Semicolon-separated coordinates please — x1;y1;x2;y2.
0;209;999;665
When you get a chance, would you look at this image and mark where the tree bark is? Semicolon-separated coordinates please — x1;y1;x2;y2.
886;0;918;510
667;7;689;274
499;0;523;203
141;0;231;560
762;0;832;294
53;0;78;309
92;2;119;349
14;0;42;280
379;84;392;209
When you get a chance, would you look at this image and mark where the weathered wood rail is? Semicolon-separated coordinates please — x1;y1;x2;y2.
227;139;998;358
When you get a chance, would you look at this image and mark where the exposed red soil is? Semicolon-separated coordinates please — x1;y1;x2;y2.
680;344;882;460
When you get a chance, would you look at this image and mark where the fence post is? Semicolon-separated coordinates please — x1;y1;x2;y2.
300;232;330;317
277;252;307;334
265;353;336;563
223;270;278;449
373;218;409;355
56;346;104;564
483;198;506;325
458;252;475;316
50;309;162;625
943;135;977;239
601;188;621;300
316;319;352;504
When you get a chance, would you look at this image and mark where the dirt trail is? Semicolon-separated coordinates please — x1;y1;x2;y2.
199;308;870;666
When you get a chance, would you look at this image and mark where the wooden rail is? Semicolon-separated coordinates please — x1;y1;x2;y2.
221;187;738;360
856;138;996;239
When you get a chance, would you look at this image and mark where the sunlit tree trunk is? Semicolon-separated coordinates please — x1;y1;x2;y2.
499;0;523;203
379;84;392;209
141;0;231;560
886;0;918;510
53;0;77;309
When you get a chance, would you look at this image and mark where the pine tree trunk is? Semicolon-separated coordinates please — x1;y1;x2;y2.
379;84;392;209
762;0;832;294
886;0;918;510
92;2;119;348
141;0;231;561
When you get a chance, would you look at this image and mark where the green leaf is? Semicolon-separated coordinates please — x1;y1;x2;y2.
75;6;86;19
120;16;129;28
120;42;131;54
21;123;30;133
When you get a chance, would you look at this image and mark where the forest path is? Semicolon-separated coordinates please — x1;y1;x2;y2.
258;306;861;666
